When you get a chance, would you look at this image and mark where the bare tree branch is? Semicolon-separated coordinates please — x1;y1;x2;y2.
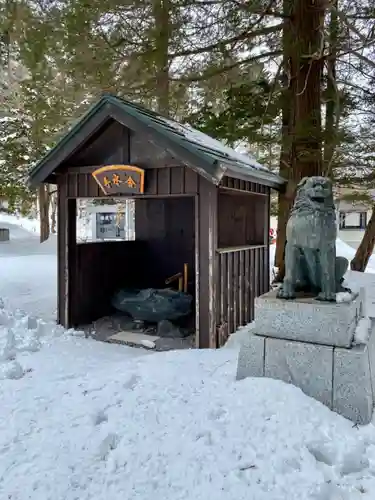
350;50;375;70
334;7;375;54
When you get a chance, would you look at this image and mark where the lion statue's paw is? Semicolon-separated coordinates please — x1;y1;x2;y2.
276;284;296;300
316;291;336;302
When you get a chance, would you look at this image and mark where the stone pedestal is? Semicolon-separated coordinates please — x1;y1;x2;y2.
237;289;375;425
252;289;363;347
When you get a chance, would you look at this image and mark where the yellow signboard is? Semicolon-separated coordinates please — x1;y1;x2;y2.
92;165;145;195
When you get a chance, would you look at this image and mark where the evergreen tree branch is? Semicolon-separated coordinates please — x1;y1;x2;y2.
168;23;284;59
171;50;282;82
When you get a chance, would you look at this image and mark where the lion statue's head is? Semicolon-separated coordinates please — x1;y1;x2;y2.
292;176;335;215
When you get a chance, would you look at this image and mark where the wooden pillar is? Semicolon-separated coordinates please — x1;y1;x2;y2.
57;176;76;328
57;179;66;326
197;178;218;348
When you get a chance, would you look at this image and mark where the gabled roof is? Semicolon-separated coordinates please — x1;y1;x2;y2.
28;93;285;189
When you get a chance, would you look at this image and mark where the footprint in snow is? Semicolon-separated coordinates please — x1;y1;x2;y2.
92;409;108;426
98;432;120;460
123;373;140;390
340;443;369;476
308;440;370;477
313;483;351;500
307;442;337;467
208;407;226;421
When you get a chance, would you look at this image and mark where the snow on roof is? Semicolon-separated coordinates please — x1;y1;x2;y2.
161;117;269;172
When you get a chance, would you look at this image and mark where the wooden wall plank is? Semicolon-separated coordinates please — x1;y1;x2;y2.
156;167;171;195
220;176;268;195
184;168;198;194
244;249;250;323
218;192;266;248
227;252;233;335
249;248;254;321
145;169;158;195
238;250;244;327
226;177;234;188
219;252;228;333
233;252;239;332
170;166;185;194
77;173;89;198
88;175;101;197
254;247;259;301
215;244;268;343
67;173;78;198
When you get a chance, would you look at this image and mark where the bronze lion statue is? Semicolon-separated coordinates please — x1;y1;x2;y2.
277;176;349;302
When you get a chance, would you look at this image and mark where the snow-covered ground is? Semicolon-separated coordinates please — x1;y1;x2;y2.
3;214;375;499
2;318;375;500
0;216;57;321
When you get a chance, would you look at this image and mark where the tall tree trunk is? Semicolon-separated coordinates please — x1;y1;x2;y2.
274;0;295;278
351;206;375;271
324;0;339;176
275;0;326;280
274;97;295;278
153;0;170;116
38;184;50;243
291;0;325;177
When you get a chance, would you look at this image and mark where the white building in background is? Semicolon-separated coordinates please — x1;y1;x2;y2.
0;199;9;211
334;187;374;250
76;200;135;242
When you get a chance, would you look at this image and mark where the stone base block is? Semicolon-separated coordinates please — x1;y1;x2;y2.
333;341;374;425
237;330;265;380
253;289;363;348
237;331;375;425
265;338;333;408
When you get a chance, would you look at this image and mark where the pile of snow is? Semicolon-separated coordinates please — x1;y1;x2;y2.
0;306;59;380
3;214;375;497
336;239;375;274
2;303;375;499
0;212;39;234
0;217;57;321
336;291;356;303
